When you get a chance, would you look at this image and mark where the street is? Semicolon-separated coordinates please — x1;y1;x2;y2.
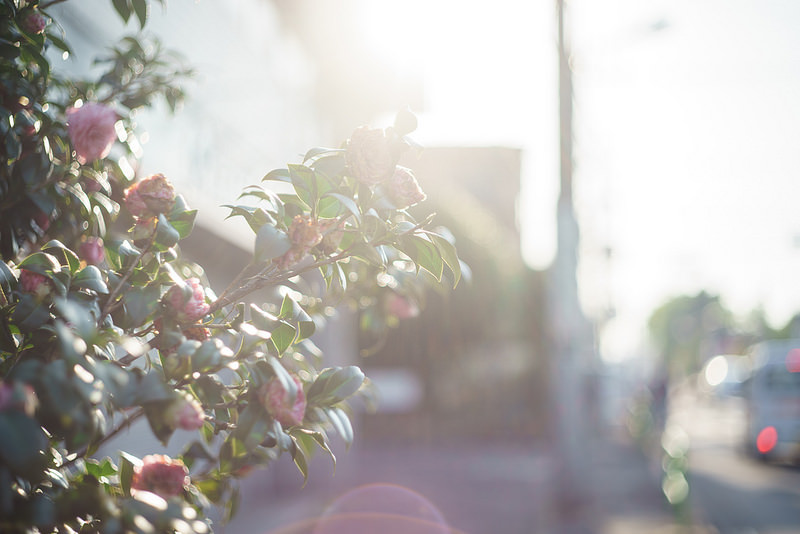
671;383;800;534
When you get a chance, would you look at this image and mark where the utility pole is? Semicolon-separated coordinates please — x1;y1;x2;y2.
549;0;594;509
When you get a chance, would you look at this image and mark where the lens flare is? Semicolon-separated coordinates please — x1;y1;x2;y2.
312;483;452;534
756;426;778;454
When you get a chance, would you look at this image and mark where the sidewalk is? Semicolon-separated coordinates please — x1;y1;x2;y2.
215;425;706;534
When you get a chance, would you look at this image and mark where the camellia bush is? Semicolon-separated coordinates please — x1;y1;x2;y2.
0;1;461;532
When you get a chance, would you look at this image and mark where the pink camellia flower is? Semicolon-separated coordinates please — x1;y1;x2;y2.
164;277;209;323
131;454;189;499
257;374;306;427
386;292;420;320
165;395;205;431
124;173;176;219
21;10;47;35
0;381;37;416
346;126;395;185
18;269;51;299
387;166;426;209
66;103;117;164
79;236;105;266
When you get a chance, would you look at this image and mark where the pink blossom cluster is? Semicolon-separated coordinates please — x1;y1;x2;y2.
18;269;51;299
131;454;189;499
22;10;47;35
164;277;209;324
165;395;205;431
79;237;105;266
346;126;395;185
257;374;306;427
124;173;176;220
66;103;117;164
387;166;426;209
317;218;345;255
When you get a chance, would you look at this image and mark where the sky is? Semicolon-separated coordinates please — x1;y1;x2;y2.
358;0;800;362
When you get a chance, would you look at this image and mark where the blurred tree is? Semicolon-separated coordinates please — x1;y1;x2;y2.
647;291;735;378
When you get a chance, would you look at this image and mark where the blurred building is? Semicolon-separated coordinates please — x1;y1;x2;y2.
359;146;552;442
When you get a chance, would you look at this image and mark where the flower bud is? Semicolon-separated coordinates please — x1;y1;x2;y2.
131;455;189;499
387;166;426;209
257;374;306;427
19;269;51;299
79;236;105;266
124;173;176;220
66;103;117;164
165;395;205;431
0;381;37;416
346;126;395;185
21;10;47;35
164;277;210;323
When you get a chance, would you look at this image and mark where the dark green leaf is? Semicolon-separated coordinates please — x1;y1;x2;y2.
155;214;180;249
119;451;140;497
132;0;149;28
0;411;49;479
72;265;109;294
397;234;444;281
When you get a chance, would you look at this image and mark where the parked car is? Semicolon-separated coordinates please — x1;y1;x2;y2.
743;339;800;462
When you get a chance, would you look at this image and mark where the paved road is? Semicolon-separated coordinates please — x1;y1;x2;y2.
670;384;800;534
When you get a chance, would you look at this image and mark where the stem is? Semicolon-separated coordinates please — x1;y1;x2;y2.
100;226;157;321
62;408;145;469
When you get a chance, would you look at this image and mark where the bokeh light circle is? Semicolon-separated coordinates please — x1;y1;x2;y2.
756;426;778;454
312;483;452;534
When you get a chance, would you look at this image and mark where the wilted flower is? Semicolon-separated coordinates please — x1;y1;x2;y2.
183;324;211;342
275;215;322;269
18;269;51;299
66;103;117;164
124;173;176;219
21;10;47;35
346;126;395;185
79;236;104;266
164;277;209;323
131;455;189;499
165;395;205;431
257;374;306;427
0;381;37;416
387;166;426;209
386;292;420;320
317;219;345;255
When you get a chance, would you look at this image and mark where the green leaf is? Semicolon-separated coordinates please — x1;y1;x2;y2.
322;192;361;224
254;224;291;264
262;168;292;183
12;294;51;332
155;213;180;249
121;284;161;328
144;400;177;446
41;240;80;273
307;366;365;405
325;406;354;447
112;0;132;22
72;265;109;294
430;233;461;288
0;412;49;479
119;451;141;497
18;251;61;276
269;322;296;355
397;234;444;281
302;147;344;163
132;0;149;28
